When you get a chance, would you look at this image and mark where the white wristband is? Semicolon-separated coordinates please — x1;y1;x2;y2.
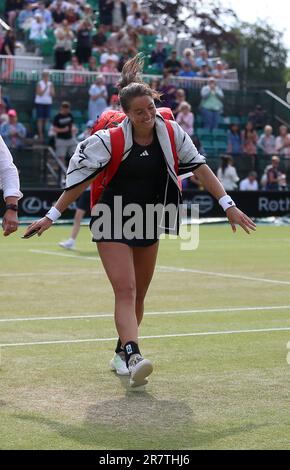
219;195;236;212
46;206;62;222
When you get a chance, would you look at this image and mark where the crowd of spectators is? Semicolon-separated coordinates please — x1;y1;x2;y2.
1;1;289;191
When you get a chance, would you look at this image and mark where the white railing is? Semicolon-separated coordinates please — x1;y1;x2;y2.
0;57;239;90
0;54;44;76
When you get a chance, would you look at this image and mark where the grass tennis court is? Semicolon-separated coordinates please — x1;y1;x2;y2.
0;224;290;450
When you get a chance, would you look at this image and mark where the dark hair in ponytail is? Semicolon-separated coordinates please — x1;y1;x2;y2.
118;53;161;113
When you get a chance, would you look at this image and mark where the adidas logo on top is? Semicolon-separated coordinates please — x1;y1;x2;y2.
139;150;149;157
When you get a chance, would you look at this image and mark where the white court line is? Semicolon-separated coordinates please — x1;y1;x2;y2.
0;271;103;278
158;265;290;286
30;249;100;261
1;305;290;323
30;250;290;286
1;327;290;348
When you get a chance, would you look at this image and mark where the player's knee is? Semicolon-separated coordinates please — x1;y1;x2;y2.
114;281;136;300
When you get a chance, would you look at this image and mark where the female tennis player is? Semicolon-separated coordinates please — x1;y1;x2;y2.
24;55;256;388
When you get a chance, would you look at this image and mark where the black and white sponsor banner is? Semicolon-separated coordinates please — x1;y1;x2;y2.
183;190;290;218
1;189;290;219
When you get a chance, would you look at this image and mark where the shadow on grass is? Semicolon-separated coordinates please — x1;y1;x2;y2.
13;386;271;450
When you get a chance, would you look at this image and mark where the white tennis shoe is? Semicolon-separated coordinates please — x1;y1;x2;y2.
59;239;75;250
128;354;153;387
110;352;129;376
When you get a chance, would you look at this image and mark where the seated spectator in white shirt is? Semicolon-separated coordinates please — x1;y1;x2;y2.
258;125;276;155
275;125;290;158
127;12;142;30
100;47;119;66
239;171;259;191
212;60;228;79
29;14;48;41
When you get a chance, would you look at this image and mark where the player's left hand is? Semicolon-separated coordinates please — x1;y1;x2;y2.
226;206;256;234
2;209;19;236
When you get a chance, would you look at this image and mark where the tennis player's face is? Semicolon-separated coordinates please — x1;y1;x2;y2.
127;95;156;130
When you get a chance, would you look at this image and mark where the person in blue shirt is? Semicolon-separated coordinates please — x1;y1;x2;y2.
0;109;27;149
227;124;242;155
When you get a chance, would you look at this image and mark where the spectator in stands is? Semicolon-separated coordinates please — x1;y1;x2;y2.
0;109;27;149
264;155;284;191
150;39;167;72
197;64;211;78
200;77;224;131
212;60;227;79
239;171;258;191
88;55;98;72
227;124;242;156
176;101;194;136
120;26;140;55
164;50;182;76
50;0;70;13
258;125;276;155
140;9;155;35
160;72;177;109
100;57;119;73
0;113;9;126
0;87;11;117
34;70;55;143
217;155;239;191
149;77;161;92
99;0;114;31
65;55;85;84
100;45;119;67
52;101;77;168
81;3;95;22
35;2;53;28
275;125;290;158
17;3;34;32
195;49;213;70
127;10;142;31
172;88;186;117
29;13;48;43
242;121;258;170
111;0;127;31
242;122;258;156
128;1;141;16
105;94;121;111
54;19;74;69
4;0;24;28
248;105;267;131
77;119;94;141
92;24;107;52
88;75;108;122
0;30;17;79
50;0;66;24
64;6;80;29
182;48;195;69
179;63;197;78
75;18;93;64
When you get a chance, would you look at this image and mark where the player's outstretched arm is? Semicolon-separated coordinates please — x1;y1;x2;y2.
194;164;256;234
23;179;92;238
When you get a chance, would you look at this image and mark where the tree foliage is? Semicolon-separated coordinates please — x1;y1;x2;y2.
222;22;288;91
144;0;238;53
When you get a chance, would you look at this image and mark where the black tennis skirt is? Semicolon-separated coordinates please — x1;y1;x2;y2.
90;199;164;247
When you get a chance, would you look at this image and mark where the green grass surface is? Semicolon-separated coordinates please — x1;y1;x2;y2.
0;224;290;450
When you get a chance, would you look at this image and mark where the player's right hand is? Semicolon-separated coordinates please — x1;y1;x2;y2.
23;217;53;238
